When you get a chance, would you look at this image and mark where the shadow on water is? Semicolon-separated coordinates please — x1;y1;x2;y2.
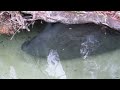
21;21;120;60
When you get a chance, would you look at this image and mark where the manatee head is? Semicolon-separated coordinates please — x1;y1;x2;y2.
21;37;50;58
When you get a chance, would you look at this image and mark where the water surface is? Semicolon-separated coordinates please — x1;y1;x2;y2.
0;23;120;79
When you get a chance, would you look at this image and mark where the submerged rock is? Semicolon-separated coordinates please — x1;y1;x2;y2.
21;23;120;60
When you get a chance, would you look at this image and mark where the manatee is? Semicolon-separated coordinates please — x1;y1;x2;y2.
21;22;120;60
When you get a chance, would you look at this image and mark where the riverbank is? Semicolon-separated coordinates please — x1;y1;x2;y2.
0;11;120;35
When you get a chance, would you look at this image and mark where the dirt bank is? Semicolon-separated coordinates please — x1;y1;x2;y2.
0;11;120;35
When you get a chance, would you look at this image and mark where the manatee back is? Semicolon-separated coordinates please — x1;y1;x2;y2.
21;22;120;60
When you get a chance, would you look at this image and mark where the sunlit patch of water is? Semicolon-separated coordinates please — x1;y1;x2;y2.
45;49;67;79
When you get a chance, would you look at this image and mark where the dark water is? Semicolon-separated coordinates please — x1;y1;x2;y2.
0;21;120;79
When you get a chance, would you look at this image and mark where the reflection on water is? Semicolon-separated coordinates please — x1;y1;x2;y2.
45;49;66;79
0;22;120;79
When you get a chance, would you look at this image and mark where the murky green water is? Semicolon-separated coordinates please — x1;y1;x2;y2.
0;23;120;79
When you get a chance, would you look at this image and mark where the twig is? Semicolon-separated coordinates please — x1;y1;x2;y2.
10;26;22;40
